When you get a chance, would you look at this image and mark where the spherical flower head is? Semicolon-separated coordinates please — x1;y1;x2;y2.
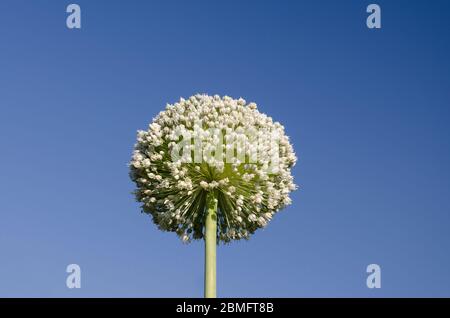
130;94;297;243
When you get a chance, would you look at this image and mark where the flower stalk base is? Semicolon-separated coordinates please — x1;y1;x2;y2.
204;191;218;298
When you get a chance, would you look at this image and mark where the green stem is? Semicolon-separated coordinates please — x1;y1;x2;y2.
204;191;217;298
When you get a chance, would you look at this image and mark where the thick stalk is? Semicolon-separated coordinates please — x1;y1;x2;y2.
204;191;217;298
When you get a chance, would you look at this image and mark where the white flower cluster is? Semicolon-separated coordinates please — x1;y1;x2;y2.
129;94;297;243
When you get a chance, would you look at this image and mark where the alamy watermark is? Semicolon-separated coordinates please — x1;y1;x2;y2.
366;264;381;289
66;4;81;29
167;123;282;173
367;4;381;29
66;264;81;289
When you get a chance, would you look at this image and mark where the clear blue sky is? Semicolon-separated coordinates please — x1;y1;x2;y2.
1;0;450;297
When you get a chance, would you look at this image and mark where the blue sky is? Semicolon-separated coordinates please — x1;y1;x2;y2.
0;0;450;297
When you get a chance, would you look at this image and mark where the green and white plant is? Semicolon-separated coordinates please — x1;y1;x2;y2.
130;94;297;297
